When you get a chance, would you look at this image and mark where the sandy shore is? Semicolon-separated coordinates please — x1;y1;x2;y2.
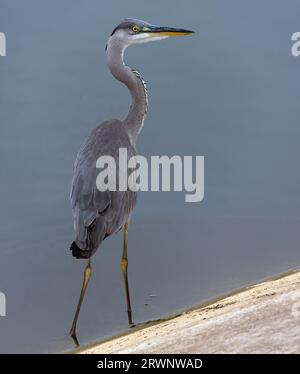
79;269;300;354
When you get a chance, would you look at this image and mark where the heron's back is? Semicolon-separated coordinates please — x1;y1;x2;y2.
70;119;137;258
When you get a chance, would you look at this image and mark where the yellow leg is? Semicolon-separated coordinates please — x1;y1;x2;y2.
122;223;133;326
69;258;92;346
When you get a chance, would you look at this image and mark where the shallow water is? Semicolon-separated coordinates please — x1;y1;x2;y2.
0;0;300;353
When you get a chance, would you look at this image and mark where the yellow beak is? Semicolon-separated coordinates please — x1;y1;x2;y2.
147;26;194;37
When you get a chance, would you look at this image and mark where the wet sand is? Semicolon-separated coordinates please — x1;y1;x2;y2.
78;269;300;354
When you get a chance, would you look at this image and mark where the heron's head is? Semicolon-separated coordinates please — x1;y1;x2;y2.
108;18;194;48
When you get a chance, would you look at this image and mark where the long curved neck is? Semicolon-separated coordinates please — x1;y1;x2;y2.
106;38;148;145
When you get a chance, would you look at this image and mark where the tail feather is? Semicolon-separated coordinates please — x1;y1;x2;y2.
70;241;91;259
70;233;110;259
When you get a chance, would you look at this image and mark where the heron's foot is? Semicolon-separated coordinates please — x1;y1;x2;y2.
69;325;80;347
127;309;134;326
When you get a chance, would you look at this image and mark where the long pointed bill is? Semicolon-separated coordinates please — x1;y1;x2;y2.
147;26;194;37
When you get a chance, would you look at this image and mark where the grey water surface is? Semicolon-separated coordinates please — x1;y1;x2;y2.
0;0;300;353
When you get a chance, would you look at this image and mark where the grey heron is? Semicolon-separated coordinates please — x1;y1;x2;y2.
69;18;194;345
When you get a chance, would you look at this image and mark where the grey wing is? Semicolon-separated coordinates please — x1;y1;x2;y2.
70;162;110;249
70;120;137;252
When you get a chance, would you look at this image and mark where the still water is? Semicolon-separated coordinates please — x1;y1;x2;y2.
0;0;300;353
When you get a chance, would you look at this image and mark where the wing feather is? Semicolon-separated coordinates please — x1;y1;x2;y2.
70;120;137;250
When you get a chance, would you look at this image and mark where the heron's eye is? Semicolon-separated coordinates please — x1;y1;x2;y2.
132;25;139;33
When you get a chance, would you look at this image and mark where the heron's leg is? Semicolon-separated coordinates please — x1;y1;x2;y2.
69;258;92;346
122;223;133;325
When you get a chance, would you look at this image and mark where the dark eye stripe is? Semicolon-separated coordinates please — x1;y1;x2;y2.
110;26;119;36
110;21;142;36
